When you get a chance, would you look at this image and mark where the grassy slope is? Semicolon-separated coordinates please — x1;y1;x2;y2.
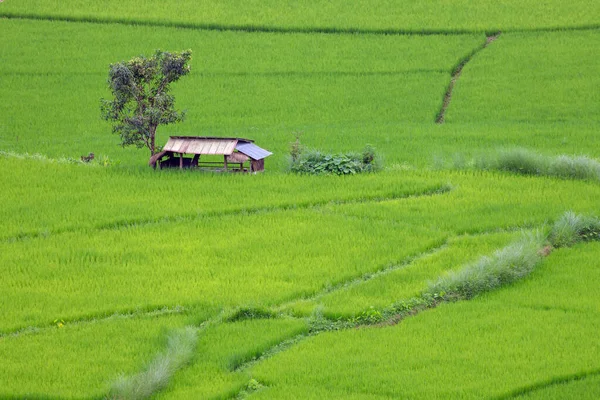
1;0;599;32
1;2;599;398
250;243;600;399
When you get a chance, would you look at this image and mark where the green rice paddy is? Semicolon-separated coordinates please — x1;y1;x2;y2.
1;1;599;398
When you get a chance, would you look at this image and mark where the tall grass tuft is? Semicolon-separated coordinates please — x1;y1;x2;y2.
548;155;600;181
495;148;548;175
548;211;600;248
472;148;600;182
109;326;198;400
426;232;545;300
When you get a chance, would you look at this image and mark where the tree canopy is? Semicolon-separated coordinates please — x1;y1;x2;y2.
101;49;192;156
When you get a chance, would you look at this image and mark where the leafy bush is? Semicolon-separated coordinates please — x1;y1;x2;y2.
290;145;381;175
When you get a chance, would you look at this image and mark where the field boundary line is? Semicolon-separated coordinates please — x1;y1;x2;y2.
197;69;447;77
436;32;501;124
494;367;600;399
0;183;452;243
2;14;599;36
0;305;187;339
277;239;449;311
0;13;483;35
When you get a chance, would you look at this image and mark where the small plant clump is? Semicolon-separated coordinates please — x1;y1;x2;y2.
548;211;600;248
290;145;381;175
470;148;600;182
109;326;197;400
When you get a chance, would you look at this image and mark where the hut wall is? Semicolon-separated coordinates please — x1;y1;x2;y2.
251;159;265;172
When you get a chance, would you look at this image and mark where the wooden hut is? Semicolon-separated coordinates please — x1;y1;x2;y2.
149;136;272;172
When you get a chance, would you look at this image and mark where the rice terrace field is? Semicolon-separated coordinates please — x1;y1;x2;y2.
1;1;600;398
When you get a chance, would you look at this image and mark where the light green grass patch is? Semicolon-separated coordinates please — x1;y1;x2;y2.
483;242;600;314
286;231;519;318
447;31;600;123
2;0;598;32
331;172;600;235
519;373;600;400
0;313;190;398
157;318;308;399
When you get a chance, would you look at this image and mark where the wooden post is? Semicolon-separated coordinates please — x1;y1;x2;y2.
179;153;183;169
224;155;228;171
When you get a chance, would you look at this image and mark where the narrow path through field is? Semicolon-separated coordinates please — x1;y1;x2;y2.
436;32;501;124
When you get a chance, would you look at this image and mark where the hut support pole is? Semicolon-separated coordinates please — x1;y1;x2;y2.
224;156;228;171
179;153;183;169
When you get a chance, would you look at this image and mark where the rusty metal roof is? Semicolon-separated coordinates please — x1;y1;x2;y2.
162;136;272;160
163;136;249;155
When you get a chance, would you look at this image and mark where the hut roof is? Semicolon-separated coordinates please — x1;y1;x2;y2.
162;136;272;160
236;142;273;160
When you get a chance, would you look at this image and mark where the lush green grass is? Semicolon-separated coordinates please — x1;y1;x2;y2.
285;231;518;318
0;155;446;240
157;318;308;399
447;31;600;123
519;374;600;400
329;172;600;235
250;243;600;399
0;205;448;334
0;313;190;398
2;0;598;32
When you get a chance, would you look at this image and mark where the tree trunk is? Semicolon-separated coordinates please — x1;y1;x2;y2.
149;125;157;156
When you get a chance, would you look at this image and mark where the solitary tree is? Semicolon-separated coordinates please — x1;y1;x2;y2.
101;50;192;156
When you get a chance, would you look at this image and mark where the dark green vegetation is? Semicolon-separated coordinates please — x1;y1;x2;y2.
101;49;192;156
1;1;599;398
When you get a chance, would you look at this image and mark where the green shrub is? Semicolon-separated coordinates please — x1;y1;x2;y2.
290;145;381;175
